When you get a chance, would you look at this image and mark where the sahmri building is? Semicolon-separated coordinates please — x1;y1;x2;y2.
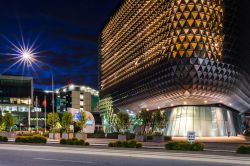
99;0;249;137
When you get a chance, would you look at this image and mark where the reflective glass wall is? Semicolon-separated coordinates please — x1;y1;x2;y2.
166;106;240;137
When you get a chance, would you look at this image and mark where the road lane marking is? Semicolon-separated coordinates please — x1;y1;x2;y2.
32;157;93;164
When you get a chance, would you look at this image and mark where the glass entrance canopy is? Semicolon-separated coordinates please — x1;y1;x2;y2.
166;106;240;137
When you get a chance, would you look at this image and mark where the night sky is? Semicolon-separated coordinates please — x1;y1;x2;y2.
0;0;249;91
0;0;121;90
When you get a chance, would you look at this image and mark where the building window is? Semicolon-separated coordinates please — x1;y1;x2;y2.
80;95;84;100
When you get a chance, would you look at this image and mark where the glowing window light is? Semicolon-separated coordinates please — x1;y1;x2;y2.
69;84;75;90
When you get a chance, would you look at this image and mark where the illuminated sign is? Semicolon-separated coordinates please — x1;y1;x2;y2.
73;112;81;121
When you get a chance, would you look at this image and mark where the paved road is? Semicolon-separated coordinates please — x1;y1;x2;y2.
0;144;249;166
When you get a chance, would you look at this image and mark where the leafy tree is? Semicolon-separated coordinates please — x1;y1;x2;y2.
113;114;120;132
152;110;166;133
116;112;130;134
99;97;117;133
74;112;87;133
62;112;73;133
79;111;87;127
0;114;3;125
47;112;60;131
3;113;14;132
138;109;151;134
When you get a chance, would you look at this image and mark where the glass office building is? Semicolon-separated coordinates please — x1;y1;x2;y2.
99;0;247;136
0;75;33;126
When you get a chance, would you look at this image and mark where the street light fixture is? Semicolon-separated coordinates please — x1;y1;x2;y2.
6;38;55;136
22;54;55;135
21;51;32;60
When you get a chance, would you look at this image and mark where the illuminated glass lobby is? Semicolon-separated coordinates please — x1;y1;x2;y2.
99;0;247;136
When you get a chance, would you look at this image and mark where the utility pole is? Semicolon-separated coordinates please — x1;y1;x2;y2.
52;73;55;138
28;96;31;131
44;95;47;133
36;96;38;132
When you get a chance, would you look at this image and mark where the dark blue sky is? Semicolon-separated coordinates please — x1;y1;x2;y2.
0;0;121;90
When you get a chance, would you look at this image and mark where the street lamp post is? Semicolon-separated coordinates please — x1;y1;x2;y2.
44;95;47;133
51;72;55;137
19;49;55;136
28;97;31;131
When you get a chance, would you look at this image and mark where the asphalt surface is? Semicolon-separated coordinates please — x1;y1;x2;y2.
0;144;249;166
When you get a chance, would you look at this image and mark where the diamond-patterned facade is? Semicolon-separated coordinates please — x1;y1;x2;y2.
99;0;248;113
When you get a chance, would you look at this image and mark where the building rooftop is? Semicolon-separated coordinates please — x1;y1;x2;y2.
0;74;33;80
55;84;99;96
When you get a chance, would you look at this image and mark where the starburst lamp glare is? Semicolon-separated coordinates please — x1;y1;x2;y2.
21;51;32;61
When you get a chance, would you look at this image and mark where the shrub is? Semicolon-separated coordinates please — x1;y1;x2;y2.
60;138;89;146
191;142;204;151
107;132;119;139
78;139;85;145
15;136;28;143
237;145;250;154
0;136;8;142
165;141;204;151
108;142;115;147
136;143;142;148
108;140;142;148
164;136;172;141
42;132;49;138
127;140;137;148
15;136;47;143
32;136;47;143
60;138;67;144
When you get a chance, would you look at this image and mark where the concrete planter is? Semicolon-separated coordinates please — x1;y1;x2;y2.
152;136;164;143
62;133;74;139
68;133;74;139
135;135;146;142
0;132;15;138
118;134;127;141
49;133;61;139
75;133;87;140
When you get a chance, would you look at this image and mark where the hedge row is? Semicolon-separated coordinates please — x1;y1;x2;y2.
165;141;204;151
0;136;8;142
15;136;47;143
60;138;89;146
237;145;250;154
108;140;142;148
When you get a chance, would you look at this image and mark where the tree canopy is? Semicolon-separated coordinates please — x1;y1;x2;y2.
116;112;130;134
47;112;60;130
62;112;73;133
3;113;14;132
